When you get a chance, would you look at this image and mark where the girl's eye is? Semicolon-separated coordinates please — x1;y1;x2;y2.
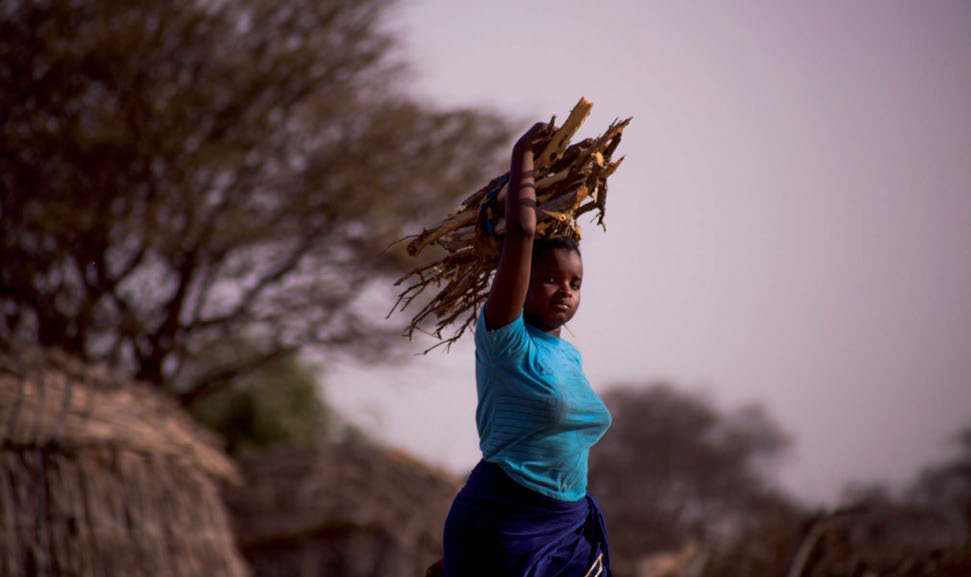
571;282;581;290
544;276;556;283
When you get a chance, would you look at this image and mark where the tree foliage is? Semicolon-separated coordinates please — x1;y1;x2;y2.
909;425;971;528
185;339;359;454
588;384;802;575
0;0;512;402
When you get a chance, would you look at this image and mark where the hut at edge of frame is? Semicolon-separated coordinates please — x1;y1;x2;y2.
225;441;462;577
0;344;249;577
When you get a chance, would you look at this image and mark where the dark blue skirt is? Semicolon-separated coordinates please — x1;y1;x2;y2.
443;461;611;577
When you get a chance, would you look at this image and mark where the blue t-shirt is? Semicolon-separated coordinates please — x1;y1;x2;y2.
475;308;611;501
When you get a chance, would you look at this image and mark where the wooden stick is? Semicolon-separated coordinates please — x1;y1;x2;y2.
535;98;593;169
391;98;631;350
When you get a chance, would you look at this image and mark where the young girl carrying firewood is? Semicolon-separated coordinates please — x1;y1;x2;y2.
440;122;613;577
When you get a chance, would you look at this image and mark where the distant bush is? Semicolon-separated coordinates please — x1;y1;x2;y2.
589;383;803;577
186;340;358;453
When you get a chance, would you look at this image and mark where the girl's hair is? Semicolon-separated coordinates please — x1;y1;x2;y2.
532;236;581;259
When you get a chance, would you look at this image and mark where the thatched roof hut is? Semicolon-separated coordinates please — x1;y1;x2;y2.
225;442;462;577
787;506;971;577
0;345;249;577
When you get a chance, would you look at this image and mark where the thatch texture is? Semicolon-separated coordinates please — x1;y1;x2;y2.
787;507;970;577
0;345;248;577
390;97;630;351
224;442;461;577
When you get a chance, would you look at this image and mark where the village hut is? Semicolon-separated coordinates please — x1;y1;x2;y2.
224;442;462;577
0;345;249;577
786;506;971;577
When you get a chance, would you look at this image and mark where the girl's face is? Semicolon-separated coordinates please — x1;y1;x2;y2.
523;248;583;336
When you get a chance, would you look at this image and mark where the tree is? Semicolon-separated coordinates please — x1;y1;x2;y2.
184;339;361;454
588;384;802;575
0;0;512;402
909;425;971;532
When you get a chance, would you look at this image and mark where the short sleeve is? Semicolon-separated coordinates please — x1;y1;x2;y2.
475;307;531;363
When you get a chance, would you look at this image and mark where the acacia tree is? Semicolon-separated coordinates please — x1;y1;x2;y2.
0;0;512;401
588;384;802;575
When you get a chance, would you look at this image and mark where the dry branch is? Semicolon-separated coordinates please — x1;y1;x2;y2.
390;98;631;351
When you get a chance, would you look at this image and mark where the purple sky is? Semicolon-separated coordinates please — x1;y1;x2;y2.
330;0;971;504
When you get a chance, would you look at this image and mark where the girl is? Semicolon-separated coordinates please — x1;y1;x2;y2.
441;123;613;577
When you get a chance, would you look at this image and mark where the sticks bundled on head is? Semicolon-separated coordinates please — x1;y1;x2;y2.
389;98;631;351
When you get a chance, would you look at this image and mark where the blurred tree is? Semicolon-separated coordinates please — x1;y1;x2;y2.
839;481;897;508
0;0;512;403
588;384;802;576
909;426;971;530
185;339;361;454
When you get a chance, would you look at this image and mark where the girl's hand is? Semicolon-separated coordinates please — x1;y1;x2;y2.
513;122;550;154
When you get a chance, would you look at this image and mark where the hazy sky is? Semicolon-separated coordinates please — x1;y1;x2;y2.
330;0;971;505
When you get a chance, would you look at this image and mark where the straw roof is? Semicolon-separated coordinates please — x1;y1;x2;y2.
225;442;461;577
787;506;970;577
0;344;248;577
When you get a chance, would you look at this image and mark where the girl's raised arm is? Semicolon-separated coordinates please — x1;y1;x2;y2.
484;123;547;330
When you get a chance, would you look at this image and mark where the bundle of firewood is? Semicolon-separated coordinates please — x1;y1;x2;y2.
390;98;630;351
